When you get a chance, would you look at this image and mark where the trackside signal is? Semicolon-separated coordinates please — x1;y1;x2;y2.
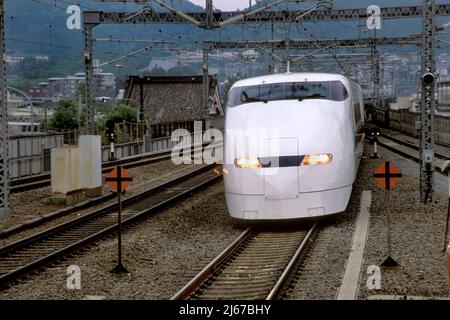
105;166;133;274
373;161;402;267
373;161;402;190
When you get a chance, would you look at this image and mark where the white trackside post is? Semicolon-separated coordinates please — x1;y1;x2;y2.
110;142;115;161
374;140;378;158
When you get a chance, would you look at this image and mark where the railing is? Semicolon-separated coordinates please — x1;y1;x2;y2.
100;131;207;162
56;122;144;146
101;141;144;162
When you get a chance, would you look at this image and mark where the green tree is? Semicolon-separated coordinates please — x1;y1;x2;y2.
76;83;86;104
49;99;79;130
101;104;137;127
7;78;30;91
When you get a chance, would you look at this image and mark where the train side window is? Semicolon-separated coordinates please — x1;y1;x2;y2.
351;83;362;126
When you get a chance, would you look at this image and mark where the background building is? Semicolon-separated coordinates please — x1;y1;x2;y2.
26;72;117;104
124;75;224;138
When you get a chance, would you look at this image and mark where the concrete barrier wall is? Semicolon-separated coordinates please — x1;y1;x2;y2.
11;131;213;179
9;135;64;179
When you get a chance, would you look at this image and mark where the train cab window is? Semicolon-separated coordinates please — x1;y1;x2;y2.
227;88;242;108
291;82;327;100
228;81;349;108
241;83;286;103
291;82;348;101
264;83;286;101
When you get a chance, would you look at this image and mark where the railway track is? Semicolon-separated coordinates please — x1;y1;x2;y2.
0;164;222;289
378;131;449;160
374;131;449;174
171;224;319;300
10;149;174;193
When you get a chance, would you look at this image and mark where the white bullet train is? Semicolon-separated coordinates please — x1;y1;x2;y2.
223;73;365;221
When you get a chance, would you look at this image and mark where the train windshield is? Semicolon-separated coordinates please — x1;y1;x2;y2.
227;81;348;108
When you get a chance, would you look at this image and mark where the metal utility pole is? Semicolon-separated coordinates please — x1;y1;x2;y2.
420;0;436;203
139;76;144;139
270;22;275;74
371;43;380;120
0;0;10;218
370;26;381;118
77;95;82;130
206;0;214;30
84;24;95;135
203;46;211;118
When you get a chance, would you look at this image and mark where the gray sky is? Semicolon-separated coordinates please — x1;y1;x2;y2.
190;0;249;11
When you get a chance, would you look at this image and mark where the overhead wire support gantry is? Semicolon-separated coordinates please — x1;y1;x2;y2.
0;0;9;219
201;35;420;114
202;36;422;50
82;0;450;204
420;0;437;203
83;2;450;132
83;4;450;26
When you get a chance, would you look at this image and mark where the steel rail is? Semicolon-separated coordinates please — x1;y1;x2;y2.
373;134;448;175
266;223;318;300
170;228;254;300
171;223;319;300
0;164;222;288
378;132;448;160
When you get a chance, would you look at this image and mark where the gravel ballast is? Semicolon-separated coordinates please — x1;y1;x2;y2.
287;144;450;299
0;162;203;247
286;151;370;299
0;181;243;300
1;143;449;300
358;147;450;299
0;160;190;231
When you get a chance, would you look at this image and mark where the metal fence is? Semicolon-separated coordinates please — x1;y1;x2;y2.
101;141;143;162
101;131;209;162
57;122;144;146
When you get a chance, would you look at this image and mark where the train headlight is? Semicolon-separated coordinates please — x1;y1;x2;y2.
302;154;333;166
235;157;262;169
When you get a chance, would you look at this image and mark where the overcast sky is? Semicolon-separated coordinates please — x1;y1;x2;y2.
190;0;250;11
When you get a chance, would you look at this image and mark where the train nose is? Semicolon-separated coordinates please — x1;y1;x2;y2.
263;138;300;200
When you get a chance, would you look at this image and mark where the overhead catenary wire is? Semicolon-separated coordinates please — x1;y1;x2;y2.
97;45;154;68
296;23;355;78
16;0;431;86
